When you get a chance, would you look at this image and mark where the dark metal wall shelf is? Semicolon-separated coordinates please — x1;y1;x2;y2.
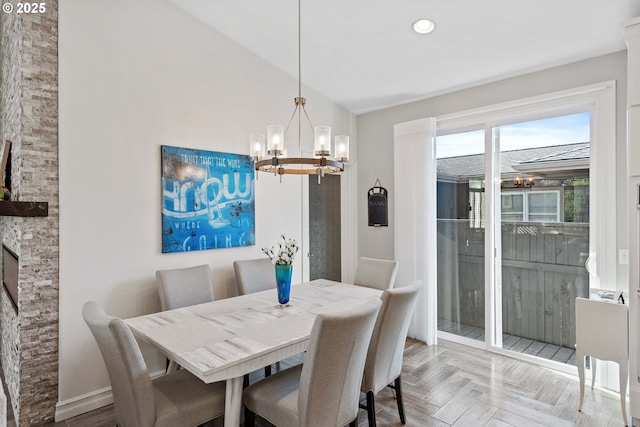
0;201;48;217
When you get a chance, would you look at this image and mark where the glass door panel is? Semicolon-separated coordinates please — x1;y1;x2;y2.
436;129;485;342
499;113;590;364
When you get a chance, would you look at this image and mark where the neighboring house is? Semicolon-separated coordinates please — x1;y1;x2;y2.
436;142;590;224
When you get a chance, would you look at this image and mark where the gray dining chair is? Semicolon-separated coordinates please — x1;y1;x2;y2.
156;264;214;372
233;257;276;295
353;257;399;290
243;297;382;427
156;264;215;311
82;301;225;427
361;280;422;427
234;257;278;382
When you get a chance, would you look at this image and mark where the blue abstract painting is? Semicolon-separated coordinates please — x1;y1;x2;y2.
161;145;255;253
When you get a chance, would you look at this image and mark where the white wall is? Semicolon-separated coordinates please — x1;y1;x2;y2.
357;51;629;289
57;0;354;417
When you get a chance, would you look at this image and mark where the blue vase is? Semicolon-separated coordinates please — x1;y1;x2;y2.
275;264;293;306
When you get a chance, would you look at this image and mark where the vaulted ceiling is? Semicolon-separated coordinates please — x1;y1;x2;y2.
171;0;640;114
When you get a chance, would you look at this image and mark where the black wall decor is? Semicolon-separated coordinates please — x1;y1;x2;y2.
368;179;388;227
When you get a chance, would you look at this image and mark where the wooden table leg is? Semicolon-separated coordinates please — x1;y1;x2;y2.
224;376;244;427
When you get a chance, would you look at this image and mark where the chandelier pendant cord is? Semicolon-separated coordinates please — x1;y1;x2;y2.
253;0;346;178
298;0;301;111
282;0;315;161
298;0;304;281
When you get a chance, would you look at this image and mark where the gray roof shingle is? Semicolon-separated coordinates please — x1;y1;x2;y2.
437;142;589;180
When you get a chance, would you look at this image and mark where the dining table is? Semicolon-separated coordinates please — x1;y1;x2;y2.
124;278;382;427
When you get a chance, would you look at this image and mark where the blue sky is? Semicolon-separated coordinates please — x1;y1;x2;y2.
436;112;590;159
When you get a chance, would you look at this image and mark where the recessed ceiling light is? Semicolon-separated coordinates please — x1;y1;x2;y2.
413;18;435;34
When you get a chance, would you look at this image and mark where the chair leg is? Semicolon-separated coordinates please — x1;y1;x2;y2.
243;374;250;389
395;376;406;424
245;405;256;427
576;349;585;411
348;413;357;427
591;357;597;390
366;390;376;427
265;364;272;377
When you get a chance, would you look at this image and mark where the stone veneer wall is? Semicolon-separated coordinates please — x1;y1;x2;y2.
0;1;59;425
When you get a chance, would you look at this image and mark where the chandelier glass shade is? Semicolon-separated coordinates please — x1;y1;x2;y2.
250;0;349;181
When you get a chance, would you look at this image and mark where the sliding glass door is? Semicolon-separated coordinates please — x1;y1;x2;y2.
436;112;591;364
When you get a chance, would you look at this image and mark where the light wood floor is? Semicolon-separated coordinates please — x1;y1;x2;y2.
20;339;627;427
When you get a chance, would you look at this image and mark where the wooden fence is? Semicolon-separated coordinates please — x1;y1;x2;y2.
437;219;589;348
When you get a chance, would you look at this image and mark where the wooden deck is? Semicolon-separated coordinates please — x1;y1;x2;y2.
438;318;577;365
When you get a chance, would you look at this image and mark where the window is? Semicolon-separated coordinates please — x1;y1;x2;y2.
501;190;560;222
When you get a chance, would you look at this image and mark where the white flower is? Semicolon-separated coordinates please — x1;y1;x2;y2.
262;234;299;266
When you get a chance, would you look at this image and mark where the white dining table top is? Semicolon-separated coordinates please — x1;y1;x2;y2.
124;279;382;384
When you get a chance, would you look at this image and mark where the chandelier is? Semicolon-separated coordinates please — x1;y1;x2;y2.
249;0;349;183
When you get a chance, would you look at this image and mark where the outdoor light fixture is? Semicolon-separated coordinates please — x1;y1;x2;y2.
250;0;349;183
513;176;535;187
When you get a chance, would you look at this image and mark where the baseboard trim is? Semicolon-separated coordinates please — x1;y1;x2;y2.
54;369;166;422
54;386;113;422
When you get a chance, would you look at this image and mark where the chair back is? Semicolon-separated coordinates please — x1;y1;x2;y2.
575;297;628;361
82;301;155;427
298;298;381;427
156;264;214;311
353;257;399;290
362;280;422;394
233;258;275;295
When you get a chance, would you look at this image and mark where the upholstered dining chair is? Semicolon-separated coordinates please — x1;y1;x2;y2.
353;257;399;290
156;264;214;372
243;297;382;427
361;279;422;427
234;257;278;382
82;301;225;427
156;264;215;311
233;257;275;295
